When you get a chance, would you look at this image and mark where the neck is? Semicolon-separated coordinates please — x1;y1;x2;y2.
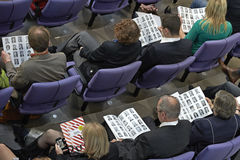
34;49;48;55
162;118;178;123
163;35;180;38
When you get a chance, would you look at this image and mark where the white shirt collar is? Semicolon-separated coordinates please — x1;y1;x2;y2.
160;37;180;43
159;120;178;128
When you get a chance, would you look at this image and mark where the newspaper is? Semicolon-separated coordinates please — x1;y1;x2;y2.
172;86;213;122
2;35;33;68
178;6;206;33
104;108;150;140
133;13;162;47
60;117;85;154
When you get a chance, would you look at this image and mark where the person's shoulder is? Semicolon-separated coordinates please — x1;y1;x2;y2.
52;52;66;60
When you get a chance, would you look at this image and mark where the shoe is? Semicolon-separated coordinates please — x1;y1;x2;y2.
218;59;240;83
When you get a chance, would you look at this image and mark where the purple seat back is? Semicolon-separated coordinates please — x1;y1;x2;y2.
136;0;160;4
230;39;240;58
0;87;13;116
83;61;141;102
91;0;129;14
220;33;240;57
136;56;195;89
0;0;31;35
188;39;226;72
195;141;233;160
148;151;195;160
38;0;87;26
19;75;80;114
226;136;240;159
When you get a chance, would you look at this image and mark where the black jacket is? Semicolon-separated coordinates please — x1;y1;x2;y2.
226;0;240;34
139;39;192;74
116;120;191;160
79;41;142;82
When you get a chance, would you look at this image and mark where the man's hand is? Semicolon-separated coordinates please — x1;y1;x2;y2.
205;97;214;109
1;50;11;64
55;144;63;155
140;4;158;13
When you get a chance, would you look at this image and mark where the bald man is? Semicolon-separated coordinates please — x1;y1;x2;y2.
113;96;191;160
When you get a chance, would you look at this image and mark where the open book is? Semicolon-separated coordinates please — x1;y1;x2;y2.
60;117;85;154
172;86;213;122
178;6;206;33
2;35;33;68
104;108;150;140
133;13;162;47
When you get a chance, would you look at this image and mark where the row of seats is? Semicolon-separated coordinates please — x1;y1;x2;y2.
1;33;239;120
149;134;240;160
0;0;160;35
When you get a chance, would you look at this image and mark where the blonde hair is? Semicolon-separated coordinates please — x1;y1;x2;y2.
200;0;227;34
82;122;110;160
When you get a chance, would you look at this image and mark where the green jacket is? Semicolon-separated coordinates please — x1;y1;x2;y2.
0;69;9;89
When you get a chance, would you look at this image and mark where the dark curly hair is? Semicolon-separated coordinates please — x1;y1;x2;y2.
114;19;140;45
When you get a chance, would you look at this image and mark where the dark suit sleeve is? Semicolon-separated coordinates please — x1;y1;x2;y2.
80;42;108;62
190;119;211;145
129;135;153;160
139;45;158;74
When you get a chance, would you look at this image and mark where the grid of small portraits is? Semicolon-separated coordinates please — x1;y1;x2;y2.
178;6;206;33
2;35;33;68
104;108;150;140
133;14;162;47
174;87;213;122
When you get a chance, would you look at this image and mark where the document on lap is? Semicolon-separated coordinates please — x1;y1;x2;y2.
104;108;150;140
172;86;213;122
133;13;162;47
2;35;33;68
178;6;206;33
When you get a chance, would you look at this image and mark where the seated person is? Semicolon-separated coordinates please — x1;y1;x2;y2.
226;0;240;34
1;26;66;99
31;0;48;15
111;96;191;160
0;122;119;160
138;14;192;75
189;90;240;153
180;0;232;54
0;67;9;89
78;19;142;82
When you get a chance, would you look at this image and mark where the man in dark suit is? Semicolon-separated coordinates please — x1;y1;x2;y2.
112;96;191;160
189;90;240;153
138;14;192;75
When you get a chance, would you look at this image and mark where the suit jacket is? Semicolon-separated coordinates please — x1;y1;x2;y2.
226;0;240;34
190;115;240;153
116;120;191;160
79;41;142;82
6;52;66;98
139;39;192;74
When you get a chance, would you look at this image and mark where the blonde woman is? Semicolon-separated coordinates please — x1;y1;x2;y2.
53;122;118;160
0;123;119;160
180;0;232;54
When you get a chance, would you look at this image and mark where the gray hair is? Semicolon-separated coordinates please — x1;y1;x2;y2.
214;90;236;119
157;95;180;119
